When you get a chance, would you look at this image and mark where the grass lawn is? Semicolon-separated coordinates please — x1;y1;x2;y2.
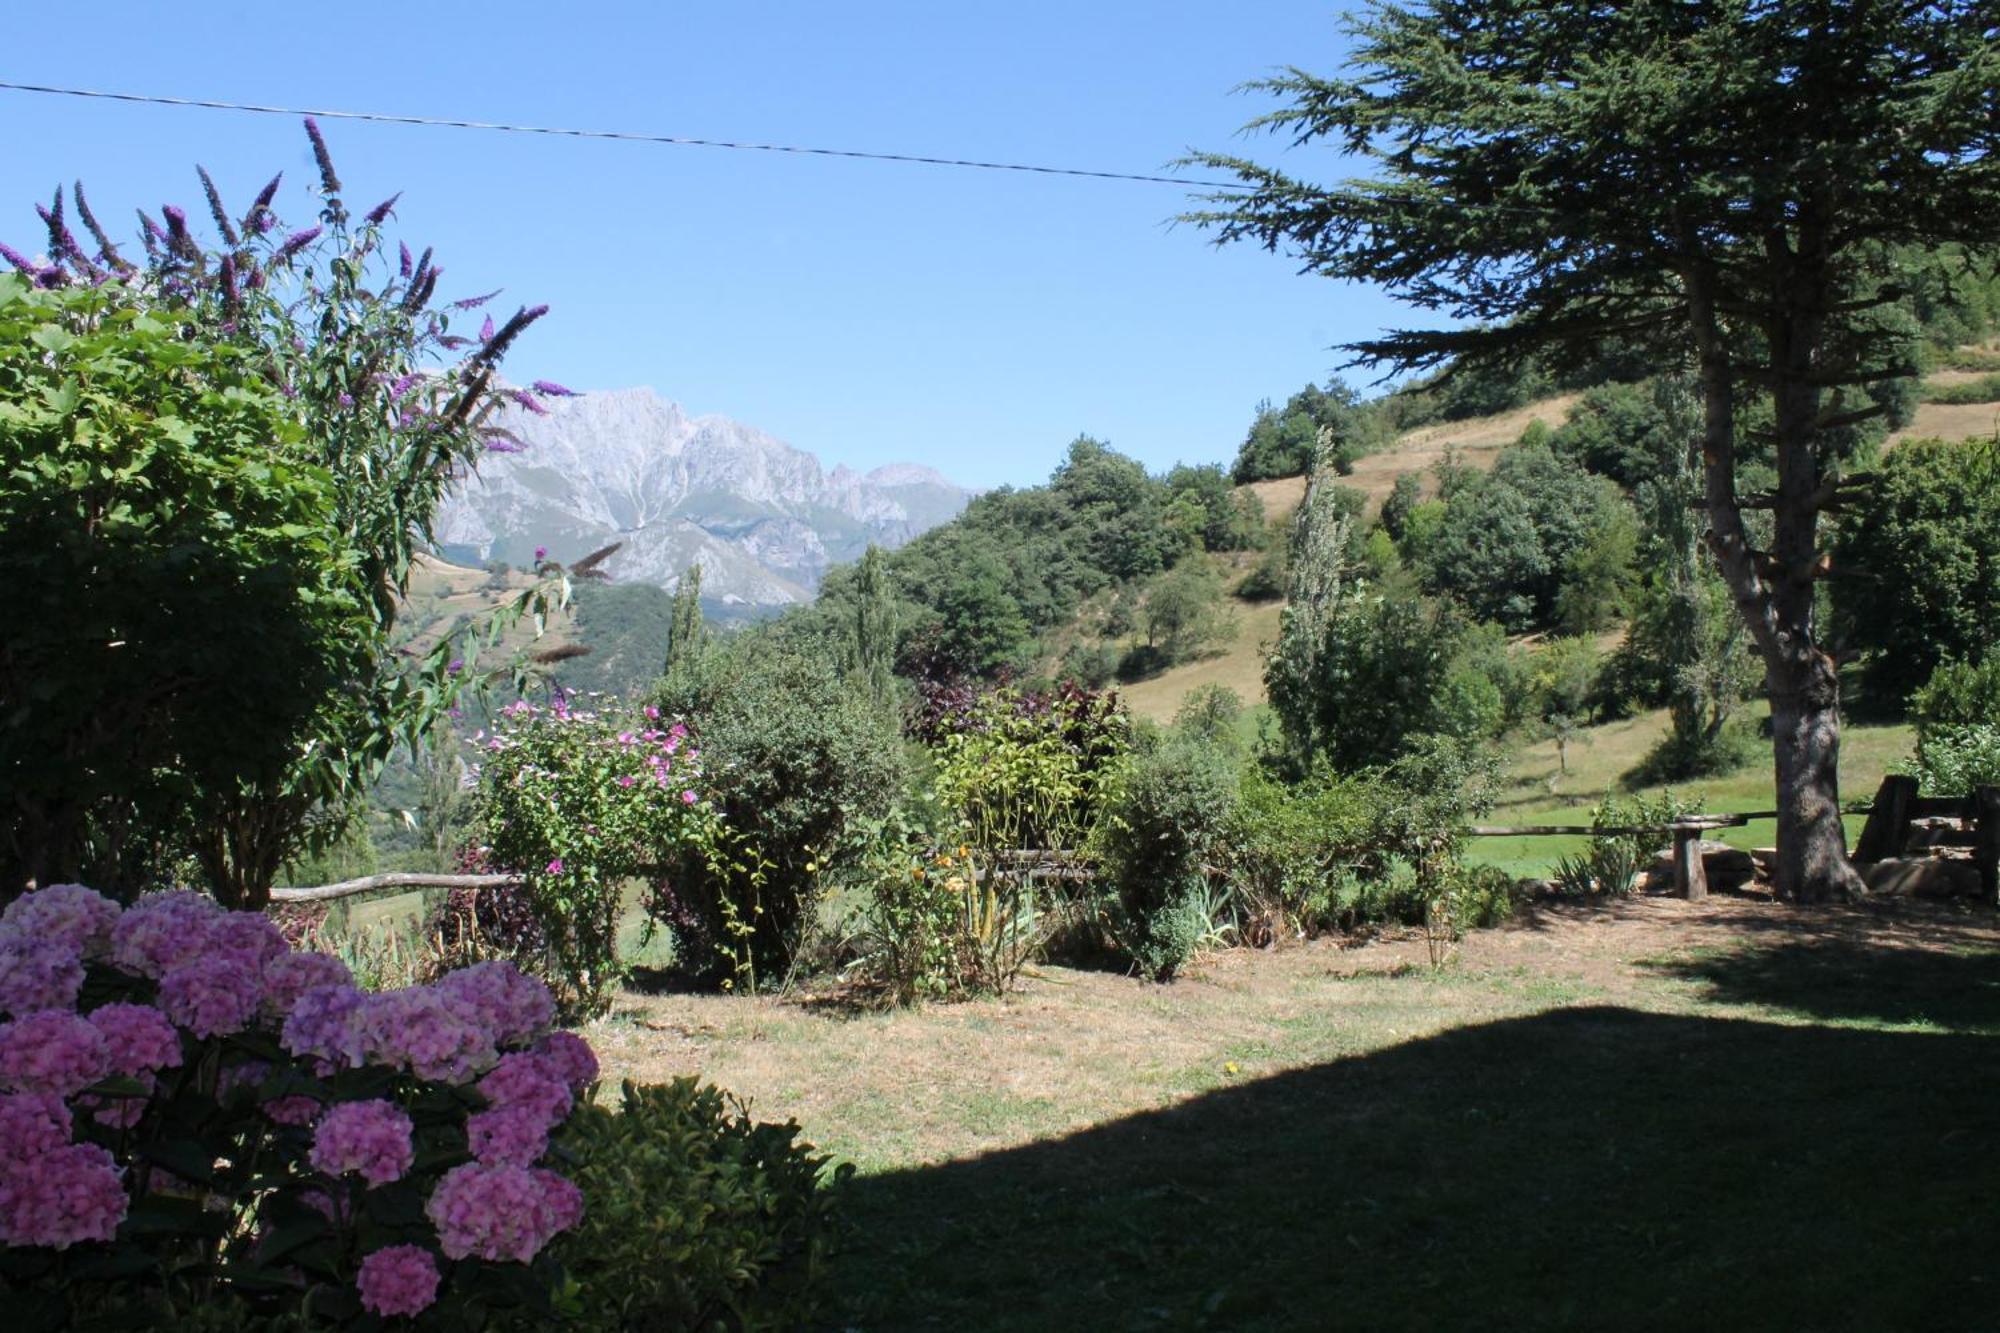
586;894;2000;1331
1471;701;1915;880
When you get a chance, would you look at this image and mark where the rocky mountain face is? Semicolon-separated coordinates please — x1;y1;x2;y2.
433;389;970;611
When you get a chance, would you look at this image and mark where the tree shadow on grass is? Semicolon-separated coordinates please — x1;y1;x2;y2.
1641;934;2000;1034
831;1007;1999;1331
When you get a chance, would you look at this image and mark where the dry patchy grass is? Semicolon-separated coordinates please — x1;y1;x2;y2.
583;896;2000;1330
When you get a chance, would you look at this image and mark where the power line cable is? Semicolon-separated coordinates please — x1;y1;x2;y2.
0;81;1252;191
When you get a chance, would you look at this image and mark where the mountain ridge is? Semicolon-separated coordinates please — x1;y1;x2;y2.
433;387;971;608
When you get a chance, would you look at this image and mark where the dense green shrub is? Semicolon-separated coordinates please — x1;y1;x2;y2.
552;1078;846;1331
1094;737;1240;980
1906;657;2000;795
1413;443;1636;632
1448;863;1526;929
1269;582;1501;772
1908;724;2000;797
0;275;363;899
921;682;1130;854
1231;381;1385;482
1229;767;1389;937
649;648;907;989
1834;436;2000;707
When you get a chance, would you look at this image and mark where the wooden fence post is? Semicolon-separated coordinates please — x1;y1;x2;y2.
1976;786;2000;909
1672;821;1709;901
1853;774;1918;864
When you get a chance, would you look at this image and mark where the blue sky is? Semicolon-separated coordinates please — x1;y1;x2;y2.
0;2;1411;490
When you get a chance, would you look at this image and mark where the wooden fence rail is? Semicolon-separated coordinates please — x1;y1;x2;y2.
272;780;2000;909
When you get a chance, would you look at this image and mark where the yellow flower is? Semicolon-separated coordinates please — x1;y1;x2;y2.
1223;1061;1240;1076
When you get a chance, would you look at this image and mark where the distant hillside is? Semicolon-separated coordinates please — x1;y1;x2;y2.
1112;347;2000;723
434;388;971;612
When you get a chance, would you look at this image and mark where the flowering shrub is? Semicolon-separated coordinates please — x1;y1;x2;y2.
474;696;724;1016
0;883;596;1328
4;124;567;907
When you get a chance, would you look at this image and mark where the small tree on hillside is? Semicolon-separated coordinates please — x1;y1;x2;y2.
665;561;707;676
1188;1;2000;900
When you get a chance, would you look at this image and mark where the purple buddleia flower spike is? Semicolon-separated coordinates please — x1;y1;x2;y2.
246;267;265;290
404;264;439;313
35;203;90;274
241;171;282;232
160;205;201;262
219;253;240;313
196;166;239;245
398;241;413;277
0;242;37;274
484;438;528;453
71;183;131;274
507;388;548;415
363;193;401;226
451;289;500;311
478;314;496;342
33;266;67;288
276;226;323;262
303;118;342;198
438;335;470;350
389;372;422;400
474;304;548;366
136;210;164;257
531;380;578;398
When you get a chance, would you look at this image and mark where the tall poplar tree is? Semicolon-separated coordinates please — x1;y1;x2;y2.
1189;0;2000;900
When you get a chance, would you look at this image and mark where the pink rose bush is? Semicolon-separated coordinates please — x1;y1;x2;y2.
0;882;600;1326
474;696;722;1016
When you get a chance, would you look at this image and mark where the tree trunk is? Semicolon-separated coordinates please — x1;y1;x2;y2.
1767;649;1864;902
1681;231;1864;904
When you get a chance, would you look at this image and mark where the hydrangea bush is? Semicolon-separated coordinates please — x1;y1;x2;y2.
0;883;597;1329
473;696;724;1016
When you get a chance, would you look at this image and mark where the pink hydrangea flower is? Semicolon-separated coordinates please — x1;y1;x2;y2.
0;1092;71;1164
0;1142;127;1248
357;1243;442;1318
262;951;353;1017
111;891;223;978
0;1011;110;1096
261;1094;321;1127
465;1104;552;1166
0;885;118;958
309;1099;415;1187
157;956;263;1039
476;1052;573;1125
425;1162;582;1262
0;933;85;1017
532;1031;599;1091
352;988;497;1085
87;1003;183;1078
205;912;289;970
433;962;556;1047
281;983;368;1069
215;1059;271;1101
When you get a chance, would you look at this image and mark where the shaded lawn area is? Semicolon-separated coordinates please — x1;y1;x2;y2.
822;919;2000;1331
